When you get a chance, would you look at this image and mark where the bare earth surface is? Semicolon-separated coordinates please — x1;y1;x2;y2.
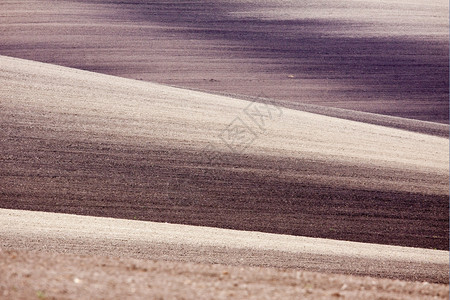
1;209;448;284
0;0;449;296
1;55;448;251
0;55;448;298
0;0;448;122
1;248;448;300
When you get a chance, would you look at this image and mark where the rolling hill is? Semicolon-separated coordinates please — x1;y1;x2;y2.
0;55;448;252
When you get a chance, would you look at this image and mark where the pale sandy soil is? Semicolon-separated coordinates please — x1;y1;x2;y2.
1;248;448;300
0;0;448;122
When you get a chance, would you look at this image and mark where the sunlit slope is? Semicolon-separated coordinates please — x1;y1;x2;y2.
0;55;448;249
1;209;448;283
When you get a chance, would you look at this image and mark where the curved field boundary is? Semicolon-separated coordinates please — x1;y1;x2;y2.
0;209;448;283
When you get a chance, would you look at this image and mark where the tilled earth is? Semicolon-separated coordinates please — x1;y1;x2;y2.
0;0;449;298
1;249;448;300
2;208;447;284
1;55;448;252
0;0;448;122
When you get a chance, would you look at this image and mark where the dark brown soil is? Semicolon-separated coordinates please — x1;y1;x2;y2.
1;142;448;250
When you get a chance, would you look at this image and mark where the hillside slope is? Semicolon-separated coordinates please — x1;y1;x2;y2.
1;248;448;299
0;0;448;122
0;55;448;250
1;209;448;283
